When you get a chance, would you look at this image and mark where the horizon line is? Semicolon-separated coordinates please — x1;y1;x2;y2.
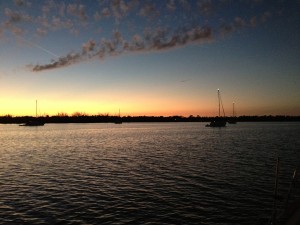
1;114;300;118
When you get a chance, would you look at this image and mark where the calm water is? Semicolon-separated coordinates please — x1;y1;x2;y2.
0;122;299;225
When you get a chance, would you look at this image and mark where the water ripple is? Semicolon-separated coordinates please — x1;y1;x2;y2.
0;122;300;224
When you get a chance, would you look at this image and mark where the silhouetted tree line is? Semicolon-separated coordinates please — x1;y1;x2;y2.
0;114;300;124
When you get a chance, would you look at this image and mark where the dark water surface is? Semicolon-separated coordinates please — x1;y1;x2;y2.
0;122;300;224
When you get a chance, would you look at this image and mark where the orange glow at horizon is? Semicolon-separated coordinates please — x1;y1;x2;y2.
1;102;299;117
1;90;299;117
0;97;219;117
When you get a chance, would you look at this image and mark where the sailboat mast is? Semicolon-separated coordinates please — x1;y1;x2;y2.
218;89;220;117
233;102;235;117
36;100;37;118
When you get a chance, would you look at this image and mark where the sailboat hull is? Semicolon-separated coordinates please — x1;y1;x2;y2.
228;119;237;124
19;121;45;126
206;118;227;127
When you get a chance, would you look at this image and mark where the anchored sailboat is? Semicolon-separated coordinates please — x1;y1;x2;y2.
206;89;227;127
228;102;237;124
20;100;45;126
114;109;122;124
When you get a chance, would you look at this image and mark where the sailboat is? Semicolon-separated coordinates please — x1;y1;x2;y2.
20;100;45;126
206;89;227;127
114;109;122;124
228;102;237;124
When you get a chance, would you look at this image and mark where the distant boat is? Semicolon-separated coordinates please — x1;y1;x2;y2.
228;102;237;124
19;100;45;126
114;109;122;124
206;89;227;127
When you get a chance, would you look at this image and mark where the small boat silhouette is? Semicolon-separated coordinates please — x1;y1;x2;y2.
19;100;45;126
206;89;226;127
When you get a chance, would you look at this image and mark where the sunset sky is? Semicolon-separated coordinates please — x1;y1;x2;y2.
0;0;299;117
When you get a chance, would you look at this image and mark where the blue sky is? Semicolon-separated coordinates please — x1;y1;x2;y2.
0;0;299;116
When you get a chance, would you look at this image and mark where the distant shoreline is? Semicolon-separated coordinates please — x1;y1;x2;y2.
1;115;300;124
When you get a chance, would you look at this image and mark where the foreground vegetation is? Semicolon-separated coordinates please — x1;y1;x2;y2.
0;114;300;124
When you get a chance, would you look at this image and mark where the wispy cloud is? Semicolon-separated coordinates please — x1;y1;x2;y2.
220;10;274;37
4;7;32;25
0;0;291;72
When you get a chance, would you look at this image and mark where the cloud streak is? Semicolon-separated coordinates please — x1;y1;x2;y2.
30;53;82;72
29;26;213;72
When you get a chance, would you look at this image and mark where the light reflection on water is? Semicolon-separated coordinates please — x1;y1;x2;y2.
0;122;300;224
